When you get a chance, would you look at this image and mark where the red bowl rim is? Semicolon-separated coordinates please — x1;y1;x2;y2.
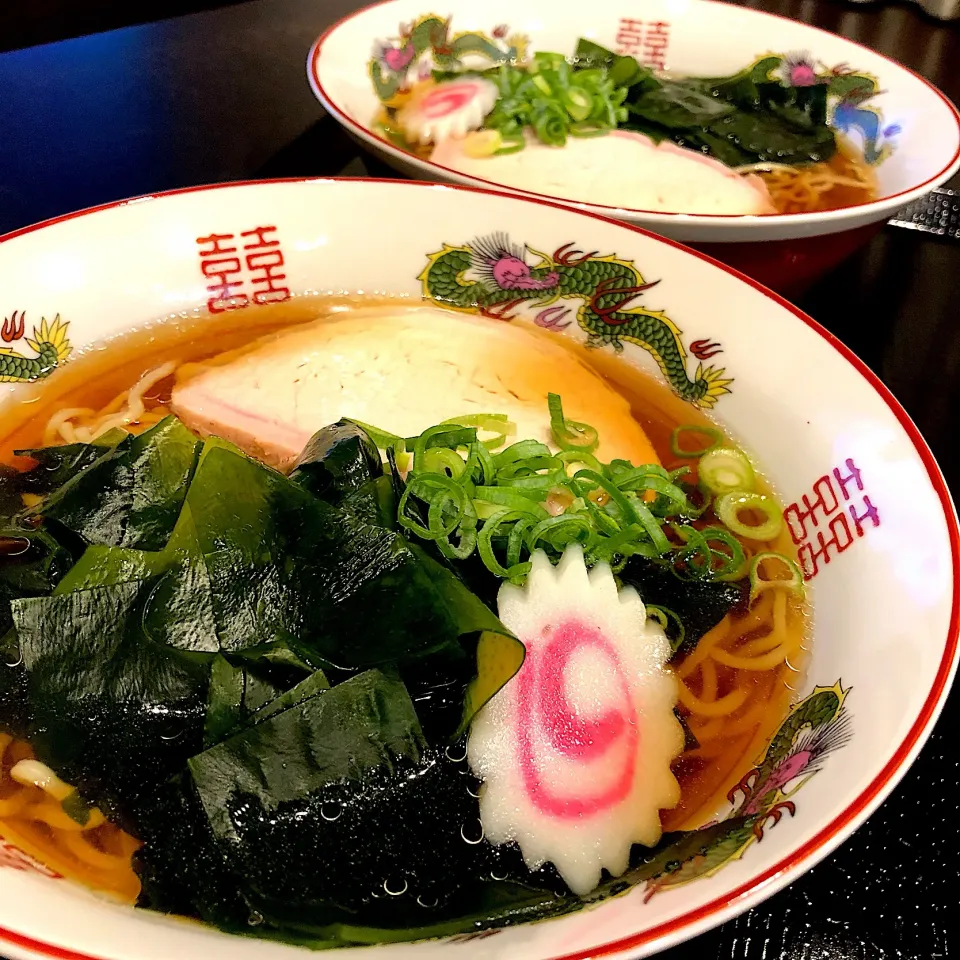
0;175;957;960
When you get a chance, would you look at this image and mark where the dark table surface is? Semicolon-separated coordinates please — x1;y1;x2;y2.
1;0;959;957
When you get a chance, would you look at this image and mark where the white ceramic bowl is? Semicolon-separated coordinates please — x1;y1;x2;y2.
0;178;957;960
308;0;960;292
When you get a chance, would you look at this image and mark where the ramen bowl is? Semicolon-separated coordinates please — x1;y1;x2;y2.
0;178;956;960
308;0;960;295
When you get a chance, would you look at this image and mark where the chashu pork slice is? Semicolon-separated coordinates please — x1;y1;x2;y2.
170;305;659;471
430;130;775;216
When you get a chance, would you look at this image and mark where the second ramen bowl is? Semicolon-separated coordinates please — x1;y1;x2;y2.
309;0;960;294
0;177;956;960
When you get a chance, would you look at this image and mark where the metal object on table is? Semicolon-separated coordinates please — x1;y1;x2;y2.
889;188;960;239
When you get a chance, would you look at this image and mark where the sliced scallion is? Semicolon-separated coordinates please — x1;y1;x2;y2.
645;604;686;653
478;509;529;578
421;447;466;478
527;513;595;553
347;419;404;451
548;393;599;454
399;473;467;539
440;413;516;450
698;526;747;580
493;439;552;468
670;424;723;458
698;446;756;495
557;448;604;475
715;492;783;541
749;551;805;604
473;486;549;517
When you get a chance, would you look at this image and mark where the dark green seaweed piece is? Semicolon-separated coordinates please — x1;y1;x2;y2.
619;557;746;657
565;37;841;167
0;523;76;731
289;420;383;505
573;37;653;89
11;579;212;821
0;525;72;630
182;670;490;919
204;655;247;747
0;628;27;734
189;670;426;833
133;772;252;925
183;445;519;734
623;77;836;167
14;429;126;494
31;417;201;551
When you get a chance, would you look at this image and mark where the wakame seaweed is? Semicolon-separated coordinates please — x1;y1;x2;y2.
26;417;202;551
0;416;538;945
573;40;838;168
289;419;383;504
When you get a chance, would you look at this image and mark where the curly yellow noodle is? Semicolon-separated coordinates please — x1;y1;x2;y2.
746;138;878;215
60;829;135;873
699;656;718;702
676;614;737;680
677;683;748;717
0;789;33;818
689;716;726;742
43;361;177;445
0;737;140;899
19;800;105;832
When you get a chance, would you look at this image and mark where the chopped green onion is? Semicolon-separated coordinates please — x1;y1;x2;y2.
588;522;641;560
527;513;595;553
532;74;553;97
463;441;496;486
676;481;711;519
610;465;690;516
569;121;611;137
715;492;784;542
565;477;621;537
563;88;593;121
749;551;805;604
477;509;532;578
645;605;686;654
626;495;672;555
507;517;535;568
698;526;747;580
398;473;467;540
412;425;476;471
473;487;549;518
437;503;478;561
493;439;552;468
391;395;762;586
347;419;404;451
698;446;756;495
574;469;669;553
440;414;516;450
556;448;604;475
548;393;599;453
473;500;502;521
495;137;526;156
421;447;466;478
672;524;713;579
670;424;723;458
496;455;563;481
